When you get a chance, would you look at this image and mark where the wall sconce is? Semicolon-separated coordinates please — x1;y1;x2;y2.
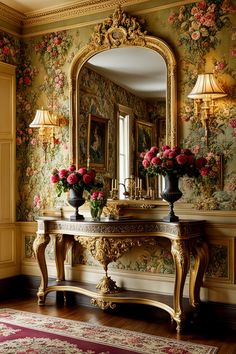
29;108;59;156
188;73;227;144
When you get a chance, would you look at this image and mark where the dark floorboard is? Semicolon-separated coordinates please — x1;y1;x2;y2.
0;295;235;353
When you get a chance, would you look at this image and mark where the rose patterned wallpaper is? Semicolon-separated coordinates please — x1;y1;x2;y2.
0;0;235;278
0;0;232;220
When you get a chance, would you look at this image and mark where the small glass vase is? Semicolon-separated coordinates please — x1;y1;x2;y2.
90;206;103;221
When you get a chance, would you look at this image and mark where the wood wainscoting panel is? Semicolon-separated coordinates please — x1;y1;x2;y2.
0;62;16;224
0;142;15;222
0;228;15;263
0;62;17;279
0;62;15;139
0;225;20;279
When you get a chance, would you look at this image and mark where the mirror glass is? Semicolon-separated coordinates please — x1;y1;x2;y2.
69;6;177;199
78;47;167;198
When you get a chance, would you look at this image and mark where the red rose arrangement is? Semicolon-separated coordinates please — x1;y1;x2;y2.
50;164;103;197
141;145;208;178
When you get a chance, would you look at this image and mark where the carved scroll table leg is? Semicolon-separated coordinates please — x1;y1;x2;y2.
33;233;50;305
189;238;209;307
55;234;74;281
171;239;190;333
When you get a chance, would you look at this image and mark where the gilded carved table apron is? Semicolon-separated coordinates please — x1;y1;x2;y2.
33;218;209;332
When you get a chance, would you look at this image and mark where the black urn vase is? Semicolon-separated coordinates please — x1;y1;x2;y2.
68;189;85;221
161;174;182;222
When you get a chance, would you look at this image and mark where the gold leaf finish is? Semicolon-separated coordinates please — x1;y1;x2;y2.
33;217;208;333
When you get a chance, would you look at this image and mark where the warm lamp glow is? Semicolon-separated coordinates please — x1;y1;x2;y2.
30;108;58;128
188;73;227;146
29;108;59;160
188;73;227;100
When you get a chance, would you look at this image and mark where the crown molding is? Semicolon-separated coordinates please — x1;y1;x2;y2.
0;0;147;32
0;2;24;29
0;0;195;36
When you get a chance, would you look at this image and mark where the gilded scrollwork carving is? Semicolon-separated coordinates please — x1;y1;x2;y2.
76;236;155;270
96;275;120;294
171;239;189;266
103;202;124;219
90;5;146;50
91;298;116;310
76;235;156;294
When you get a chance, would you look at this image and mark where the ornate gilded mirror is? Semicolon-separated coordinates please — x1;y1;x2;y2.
69;6;177;197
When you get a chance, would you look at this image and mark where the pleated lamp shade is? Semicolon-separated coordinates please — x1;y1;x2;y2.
188;73;227;99
30;109;58;128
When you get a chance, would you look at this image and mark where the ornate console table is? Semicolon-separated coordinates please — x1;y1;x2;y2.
33;217;209;332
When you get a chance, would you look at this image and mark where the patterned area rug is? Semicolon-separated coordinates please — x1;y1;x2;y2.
0;308;218;354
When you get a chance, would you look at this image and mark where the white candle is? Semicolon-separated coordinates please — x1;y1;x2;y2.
115;179;117;189
112;179;114;190
87;114;91;159
140;179;142;190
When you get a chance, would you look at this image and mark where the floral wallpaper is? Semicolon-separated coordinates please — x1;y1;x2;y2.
166;0;236;210
15;31;76;220
0;0;235;279
0;0;234;219
205;243;228;278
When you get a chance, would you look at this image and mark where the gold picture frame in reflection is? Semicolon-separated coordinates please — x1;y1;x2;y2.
135;120;155;180
135;120;154;157
87;113;109;171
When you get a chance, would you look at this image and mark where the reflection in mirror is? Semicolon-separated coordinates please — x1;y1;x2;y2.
85;47;167;199
70;6;177;200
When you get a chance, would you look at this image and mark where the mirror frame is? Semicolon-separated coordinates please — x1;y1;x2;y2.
69;5;177;167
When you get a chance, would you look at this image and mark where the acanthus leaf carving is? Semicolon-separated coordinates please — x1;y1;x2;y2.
76;236;156;270
89;5;147;50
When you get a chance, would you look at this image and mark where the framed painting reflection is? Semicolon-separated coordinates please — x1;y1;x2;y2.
135;120;154;157
87;114;109;171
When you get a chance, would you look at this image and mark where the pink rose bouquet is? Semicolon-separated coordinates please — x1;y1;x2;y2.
90;191;107;209
89;191;107;220
141;145;208;178
50;164;103;197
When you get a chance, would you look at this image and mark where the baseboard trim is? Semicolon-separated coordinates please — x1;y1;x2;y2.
1;275;236;331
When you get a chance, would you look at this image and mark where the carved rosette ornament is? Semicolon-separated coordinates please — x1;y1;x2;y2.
89;5;146;50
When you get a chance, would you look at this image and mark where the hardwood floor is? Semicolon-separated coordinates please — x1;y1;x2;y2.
0;294;235;353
